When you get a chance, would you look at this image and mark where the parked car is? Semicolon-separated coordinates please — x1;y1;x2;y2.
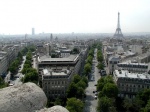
95;92;98;95
100;70;107;76
9;83;14;86
90;76;95;81
94;95;97;99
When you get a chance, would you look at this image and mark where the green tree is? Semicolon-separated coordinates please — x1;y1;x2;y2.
97;77;105;91
84;63;91;75
0;76;7;89
28;45;36;52
81;76;88;86
136;89;150;107
97;96;114;112
143;99;150;112
97;62;104;70
21;66;30;74
67;82;78;98
26;52;32;60
123;97;133;112
72;48;79;54
54;97;62;105
104;75;114;84
97;50;103;62
9;66;16;74
86;56;93;64
23;72;38;84
97;76;114;92
76;80;86;89
88;49;94;57
24;60;32;67
17;51;23;59
66;97;84;112
73;74;81;84
51;54;56;58
76;87;84;99
102;83;118;98
21;47;28;55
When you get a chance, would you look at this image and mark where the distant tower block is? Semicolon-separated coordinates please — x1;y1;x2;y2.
114;12;124;38
32;28;35;35
50;33;53;41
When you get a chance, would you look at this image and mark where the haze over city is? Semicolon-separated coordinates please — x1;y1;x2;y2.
0;0;150;34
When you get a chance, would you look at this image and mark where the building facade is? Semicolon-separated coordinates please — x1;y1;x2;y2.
117;61;148;73
113;70;150;98
0;51;8;77
108;56;121;74
38;54;81;99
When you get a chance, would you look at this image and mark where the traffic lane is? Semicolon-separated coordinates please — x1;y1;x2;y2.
84;48;98;112
84;81;97;112
10;56;26;85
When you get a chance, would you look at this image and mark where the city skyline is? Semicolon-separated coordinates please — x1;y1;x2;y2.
0;0;150;34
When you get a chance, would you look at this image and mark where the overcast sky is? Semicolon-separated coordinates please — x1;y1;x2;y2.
0;0;150;34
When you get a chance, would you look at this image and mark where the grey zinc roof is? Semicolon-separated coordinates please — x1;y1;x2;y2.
109;56;120;61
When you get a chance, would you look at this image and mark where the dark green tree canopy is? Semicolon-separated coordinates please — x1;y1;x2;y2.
66;97;84;112
73;74;81;84
97;96;114;112
102;83;118;98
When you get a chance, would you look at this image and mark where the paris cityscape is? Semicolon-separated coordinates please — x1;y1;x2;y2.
0;0;150;112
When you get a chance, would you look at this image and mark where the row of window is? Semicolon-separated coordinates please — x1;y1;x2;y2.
119;68;147;71
45;90;65;94
110;61;119;64
118;94;135;99
43;75;69;78
119;87;145;93
118;64;148;68
118;83;150;89
44;81;67;85
118;78;150;83
44;85;65;89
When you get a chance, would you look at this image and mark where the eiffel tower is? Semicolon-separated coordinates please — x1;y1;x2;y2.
114;12;124;38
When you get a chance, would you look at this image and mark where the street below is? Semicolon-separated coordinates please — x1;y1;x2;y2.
84;48;101;112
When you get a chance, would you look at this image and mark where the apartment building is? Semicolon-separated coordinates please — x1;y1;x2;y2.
2;45;16;65
41;68;72;99
113;70;150;98
38;54;82;99
60;50;71;58
108;56;121;74
117;61;149;73
0;51;8;77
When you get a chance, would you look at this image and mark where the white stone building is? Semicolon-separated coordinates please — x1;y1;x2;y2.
117;61;149;73
113;70;150;98
38;54;82;99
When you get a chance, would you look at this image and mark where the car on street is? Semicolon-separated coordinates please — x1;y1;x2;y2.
94;95;97;99
9;83;14;86
90;76;95;81
14;75;19;78
95;92;98;95
100;70;107;76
